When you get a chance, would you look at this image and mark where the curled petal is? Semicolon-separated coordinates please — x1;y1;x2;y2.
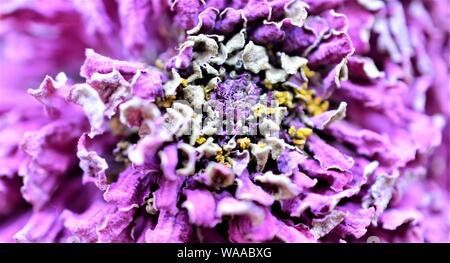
310;101;347;130
308;33;354;67
228;206;278;243
277;150;308;175
229;150;250;176
20;121;82;209
283;187;360;217
154;176;185;215
88;69;131;118
251;22;285;45
128;134;167;168
103;167;155;211
299;159;353;191
319;58;348;99
326;120;389;156
77;134;108;191
187;7;219;35
27;75;68;119
62;198;132;243
334;206;375;239
243;0;271;22
310;210;347;239
275;220;316;243
130;70;164;101
379;208;421;231
199;162;235;189
242;41;270;74
280;53;308;75
119;97;161;128
363;172;399;219
216;197;265;225
80;49;144;80
182;189;219;228
307;135;354;172
171;0;202;30
254;171;300;200
145;210;192;243
235;169;274;206
68;83;106;137
159;144;178;181
215;8;244;34
347;56;384;82
176;142;197;176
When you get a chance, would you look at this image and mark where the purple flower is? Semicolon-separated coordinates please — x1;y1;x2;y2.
0;0;448;243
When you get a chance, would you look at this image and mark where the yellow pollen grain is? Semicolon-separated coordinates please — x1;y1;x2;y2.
274;91;293;108
306;97;329;116
302;65;316;78
181;78;188;87
294;85;314;102
320;100;329;112
196;136;207;145
215;148;226;163
293;138;306;146
237;137;251;150
296;127;312;138
215;155;225;163
289;127;313;147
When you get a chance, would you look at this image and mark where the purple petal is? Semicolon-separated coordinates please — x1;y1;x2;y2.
154;176;184;215
145;210;192;243
182;189;219;228
307;135;354;172
235;169;274;206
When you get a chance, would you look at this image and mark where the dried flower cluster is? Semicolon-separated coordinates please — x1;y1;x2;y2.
0;0;448;243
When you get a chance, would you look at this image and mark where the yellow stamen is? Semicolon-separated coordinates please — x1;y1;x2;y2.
293;138;306;146
215;155;225;163
302;65;316;78
289;127;313;147
306;96;329;116
296;127;313;138
274;91;293;108
181;78;188;87
293;84;314;101
320;100;329;112
237;137;251;150
196;136;207;145
215;148;227;163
